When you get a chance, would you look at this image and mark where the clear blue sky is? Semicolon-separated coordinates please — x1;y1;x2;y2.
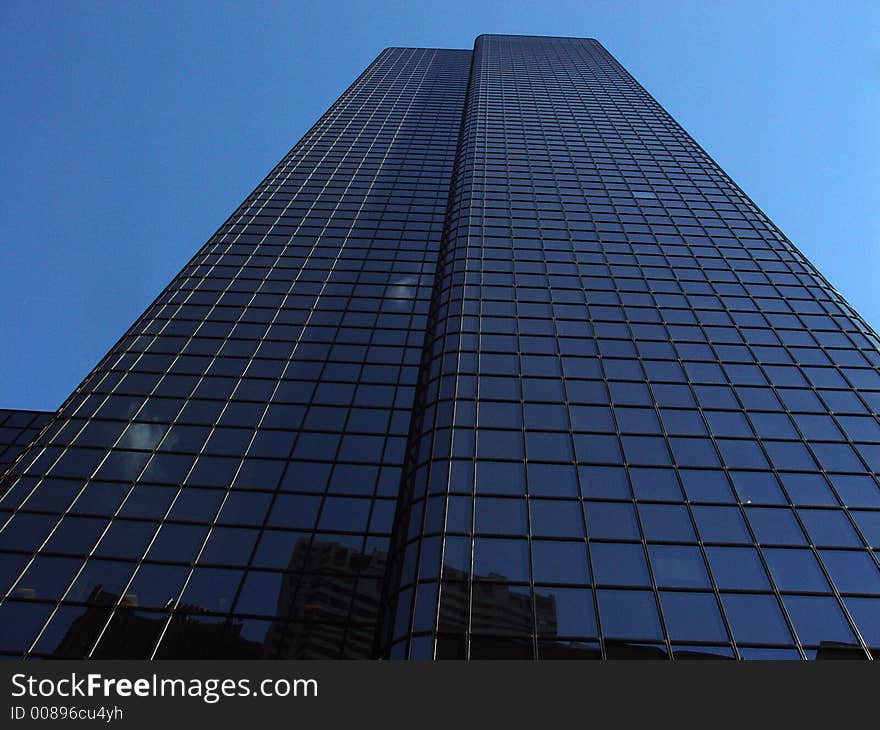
1;0;878;411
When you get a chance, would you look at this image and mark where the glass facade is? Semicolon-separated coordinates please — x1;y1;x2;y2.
0;46;470;659
0;410;52;475
3;35;880;660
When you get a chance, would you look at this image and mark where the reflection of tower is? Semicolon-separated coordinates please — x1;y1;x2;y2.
262;538;387;658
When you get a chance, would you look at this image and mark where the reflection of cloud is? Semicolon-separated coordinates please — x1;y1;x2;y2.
123;423;165;451
386;277;416;310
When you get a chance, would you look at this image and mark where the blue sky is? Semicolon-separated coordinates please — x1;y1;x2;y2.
1;0;878;410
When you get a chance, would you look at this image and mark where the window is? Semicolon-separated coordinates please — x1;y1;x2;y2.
745;508;806;545
660;592;727;642
706;547;770;590
536;587;596;637
474;498;528;535
648;544;710;588
782;595;856;646
584;501;640;540
529;500;584;538
762;548;828;592
591;542;650;586
639;504;695;541
798;509;862;547
721;594;792;644
597;590;663;640
473;538;529;582
819;550;880;594
532;540;590;584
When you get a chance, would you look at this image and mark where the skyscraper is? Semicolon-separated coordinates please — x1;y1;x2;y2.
2;35;879;661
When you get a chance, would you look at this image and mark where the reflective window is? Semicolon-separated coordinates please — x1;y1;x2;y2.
474;498;528;536
798;510;862;547
648;545;710;588
584;501;640;540
638;504;695;541
473;538;529;582
660;592;728;642
745;507;806;545
536;587;597;638
532;540;590;584
529;500;584;538
782;595;856;646
597;590;663;640
844;597;880;647
591;542;650;586
721;594;792;644
763;548;828;592
819;550;880;594
706;547;770;590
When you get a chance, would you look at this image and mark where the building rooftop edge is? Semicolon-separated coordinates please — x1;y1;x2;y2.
381;34;602;54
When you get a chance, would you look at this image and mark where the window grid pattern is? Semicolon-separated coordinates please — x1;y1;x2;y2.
382;35;880;661
0;410;53;476
3;35;880;662
0;47;471;659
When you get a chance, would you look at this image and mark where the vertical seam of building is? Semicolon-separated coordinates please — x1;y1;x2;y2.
375;41;480;658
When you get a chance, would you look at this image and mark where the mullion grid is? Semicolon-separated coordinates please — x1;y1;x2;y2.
146;46;444;659
0;410;52;475
9;48;411;657
380;42;488;659
0;49;470;659
0;46;399;532
393;36;880;660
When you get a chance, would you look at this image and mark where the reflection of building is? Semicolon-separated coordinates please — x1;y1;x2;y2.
258;540;566;659
3;35;880;660
48;539;569;659
437;578;558;659
52;587;262;659
437;571;557;638
262;539;386;659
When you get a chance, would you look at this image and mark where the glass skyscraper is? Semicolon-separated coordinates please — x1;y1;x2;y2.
2;35;880;660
